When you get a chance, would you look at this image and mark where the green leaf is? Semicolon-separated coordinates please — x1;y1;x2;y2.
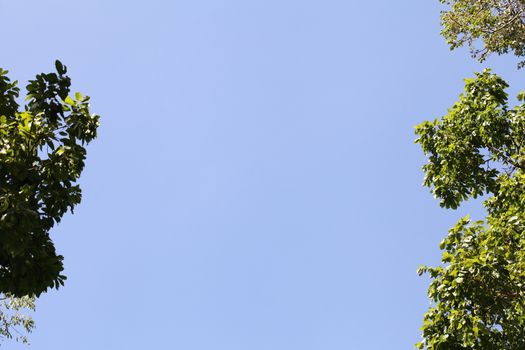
64;96;75;106
55;60;66;75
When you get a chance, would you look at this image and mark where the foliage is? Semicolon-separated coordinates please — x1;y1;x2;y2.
0;61;99;297
415;70;525;349
439;0;525;67
0;294;34;346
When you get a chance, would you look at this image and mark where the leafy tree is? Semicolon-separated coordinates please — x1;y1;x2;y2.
0;294;35;345
439;0;525;67
0;61;99;297
415;70;525;348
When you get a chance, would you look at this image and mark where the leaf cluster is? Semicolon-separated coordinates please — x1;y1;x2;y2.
0;61;99;297
416;71;525;349
439;0;525;67
0;294;34;345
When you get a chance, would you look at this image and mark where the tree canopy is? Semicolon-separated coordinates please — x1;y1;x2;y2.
440;0;525;66
0;61;99;297
416;70;525;348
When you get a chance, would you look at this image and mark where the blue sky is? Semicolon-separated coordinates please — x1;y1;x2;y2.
1;1;524;349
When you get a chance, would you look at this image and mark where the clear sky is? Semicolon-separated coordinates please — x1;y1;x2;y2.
1;1;524;349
